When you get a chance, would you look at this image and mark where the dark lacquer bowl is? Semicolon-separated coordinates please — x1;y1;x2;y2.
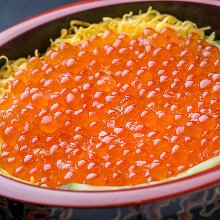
0;0;220;219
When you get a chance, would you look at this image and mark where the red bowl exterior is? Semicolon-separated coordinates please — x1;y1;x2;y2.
0;184;219;219
0;0;220;219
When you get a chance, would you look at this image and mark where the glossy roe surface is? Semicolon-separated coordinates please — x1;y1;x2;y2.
0;28;220;188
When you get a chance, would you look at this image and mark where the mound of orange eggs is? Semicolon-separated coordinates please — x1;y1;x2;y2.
0;28;220;188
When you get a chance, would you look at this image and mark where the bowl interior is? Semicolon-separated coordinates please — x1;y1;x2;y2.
0;0;220;207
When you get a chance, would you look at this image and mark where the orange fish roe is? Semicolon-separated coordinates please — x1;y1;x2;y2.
0;28;220;188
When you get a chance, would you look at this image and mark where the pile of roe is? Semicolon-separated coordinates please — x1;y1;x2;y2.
0;28;220;188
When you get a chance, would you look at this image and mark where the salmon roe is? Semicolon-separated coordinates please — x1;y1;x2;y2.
0;28;220;188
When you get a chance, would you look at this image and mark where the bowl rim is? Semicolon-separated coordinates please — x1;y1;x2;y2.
1;0;220;46
0;164;220;207
0;0;220;208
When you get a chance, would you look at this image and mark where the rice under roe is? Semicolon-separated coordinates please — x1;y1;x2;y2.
0;27;220;188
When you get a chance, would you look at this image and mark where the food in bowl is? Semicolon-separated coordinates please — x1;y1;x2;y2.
0;7;220;190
